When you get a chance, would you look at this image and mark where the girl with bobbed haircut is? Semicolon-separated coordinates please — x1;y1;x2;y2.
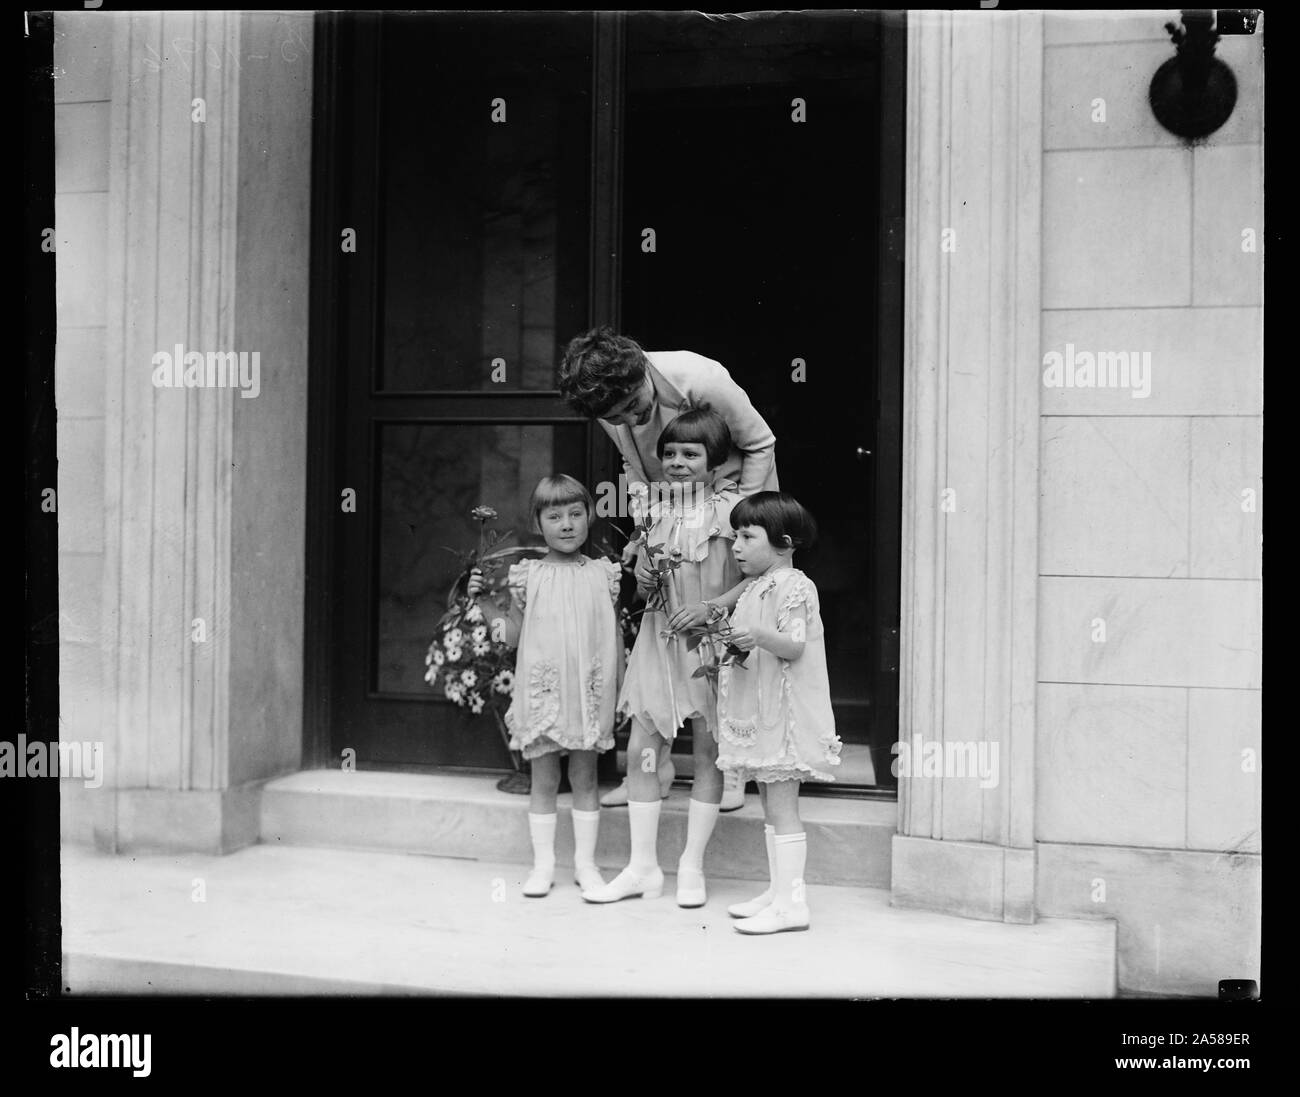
655;405;732;470
728;491;818;553
715;489;841;935
528;474;594;529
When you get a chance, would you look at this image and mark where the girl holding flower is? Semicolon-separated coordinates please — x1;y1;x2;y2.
584;407;745;908
467;475;622;898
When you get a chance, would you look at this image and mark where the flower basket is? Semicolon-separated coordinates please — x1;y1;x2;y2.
423;507;545;788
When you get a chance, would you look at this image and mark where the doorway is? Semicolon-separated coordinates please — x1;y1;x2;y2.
306;11;903;789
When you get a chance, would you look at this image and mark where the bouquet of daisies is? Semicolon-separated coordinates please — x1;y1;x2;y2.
424;506;541;751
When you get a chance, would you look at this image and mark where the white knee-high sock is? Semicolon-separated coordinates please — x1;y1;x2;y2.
571;808;600;873
760;824;776;893
679;799;720;873
627;800;662;874
528;813;557;873
771;832;808;912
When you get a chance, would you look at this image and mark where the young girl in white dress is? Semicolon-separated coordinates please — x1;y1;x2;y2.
468;474;622;898
583;408;744;908
715;491;842;933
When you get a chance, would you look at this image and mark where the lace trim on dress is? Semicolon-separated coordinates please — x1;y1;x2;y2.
584;655;604;740
525;660;560;736
645;484;741;565
720;716;757;747
775;573;816;631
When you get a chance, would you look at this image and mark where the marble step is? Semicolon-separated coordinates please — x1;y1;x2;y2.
260;769;896;888
61;843;1118;998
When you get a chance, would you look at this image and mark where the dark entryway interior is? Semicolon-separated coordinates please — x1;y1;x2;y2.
306;11;902;791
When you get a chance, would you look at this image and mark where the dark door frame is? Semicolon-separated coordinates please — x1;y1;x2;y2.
302;11;904;793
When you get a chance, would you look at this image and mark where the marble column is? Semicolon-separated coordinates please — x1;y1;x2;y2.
891;10;1043;922
93;11;313;852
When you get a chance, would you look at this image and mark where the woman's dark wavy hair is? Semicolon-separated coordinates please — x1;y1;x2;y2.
656;405;731;469
558;326;648;418
729;491;818;552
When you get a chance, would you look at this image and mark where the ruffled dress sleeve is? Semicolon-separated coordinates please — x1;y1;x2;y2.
775;571;823;642
506;560;531;610
597;556;623;605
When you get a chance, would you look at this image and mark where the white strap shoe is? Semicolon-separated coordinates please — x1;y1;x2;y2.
734;904;810;934
522;866;554;897
581;865;664;903
676;866;707;908
575;864;606;895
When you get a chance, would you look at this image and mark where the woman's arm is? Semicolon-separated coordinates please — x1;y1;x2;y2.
692;360;777;495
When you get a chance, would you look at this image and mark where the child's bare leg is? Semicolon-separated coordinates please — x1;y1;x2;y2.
626;719;667;804
690;718;722;804
528;752;561;815
765;779;801;834
567;750;599;813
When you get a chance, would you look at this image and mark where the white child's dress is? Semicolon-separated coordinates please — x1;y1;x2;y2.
716;567;842;783
504;556;623;760
617;481;743;742
616;478;743;743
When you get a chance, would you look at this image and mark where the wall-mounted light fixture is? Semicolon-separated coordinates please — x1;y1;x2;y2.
1149;10;1238;140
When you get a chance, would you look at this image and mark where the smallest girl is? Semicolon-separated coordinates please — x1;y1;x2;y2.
715;491;842;934
468;474;622;898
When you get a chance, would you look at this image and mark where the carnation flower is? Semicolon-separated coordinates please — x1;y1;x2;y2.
627;483;650;520
471;505;498;522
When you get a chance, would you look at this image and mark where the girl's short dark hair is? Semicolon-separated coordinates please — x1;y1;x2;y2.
558;326;648;418
656;406;731;469
729;491;817;551
530;474;594;528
